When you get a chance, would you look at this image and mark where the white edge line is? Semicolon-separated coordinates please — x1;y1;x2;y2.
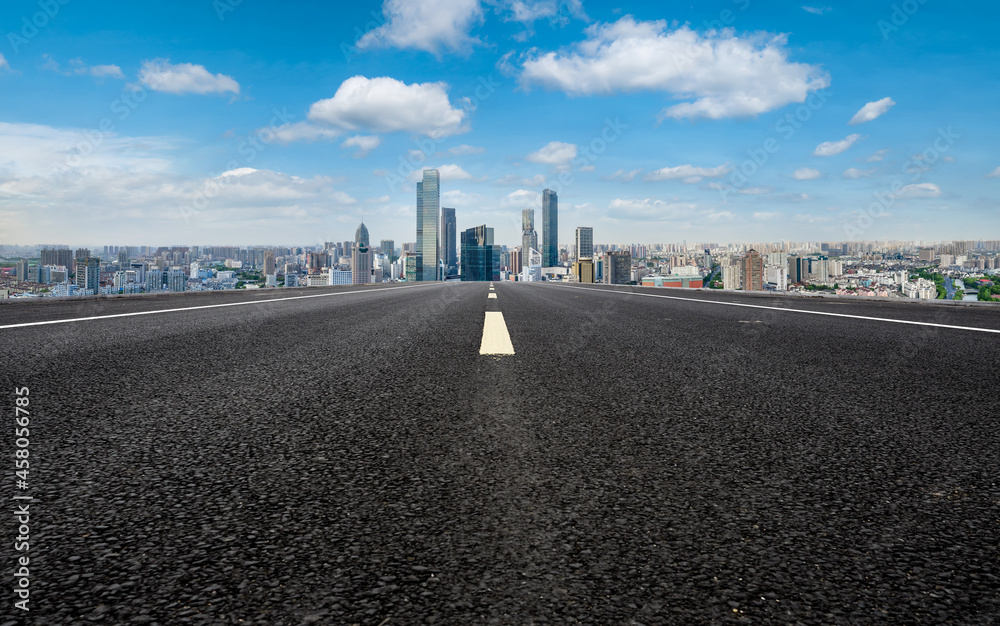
0;284;438;330
550;284;1000;335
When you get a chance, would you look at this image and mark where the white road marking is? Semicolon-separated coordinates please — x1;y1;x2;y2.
488;293;497;299
553;284;1000;335
0;284;438;330
479;311;515;355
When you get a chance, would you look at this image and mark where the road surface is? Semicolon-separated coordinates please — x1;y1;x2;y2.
1;282;998;624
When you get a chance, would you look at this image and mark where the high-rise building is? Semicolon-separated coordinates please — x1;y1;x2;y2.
741;250;765;291
41;248;74;269
355;222;370;247
460;225;500;282
380;239;395;261
542;189;558;267
722;263;742;290
510;248;522;277
352;244;373;284
75;257;100;293
167;267;186;292
573;259;595;283
440;207;457;277
15;260;29;282
117;249;128;268
75;248;91;261
520;209;539;271
263;251;276;276
575;227;594;261
416;169;440;282
603;251;631;285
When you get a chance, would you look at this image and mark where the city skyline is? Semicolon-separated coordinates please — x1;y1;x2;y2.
1;1;998;247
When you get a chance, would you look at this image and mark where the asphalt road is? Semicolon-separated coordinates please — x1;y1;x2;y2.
1;282;998;624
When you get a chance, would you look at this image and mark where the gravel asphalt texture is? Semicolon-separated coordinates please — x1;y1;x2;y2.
1;282;998;624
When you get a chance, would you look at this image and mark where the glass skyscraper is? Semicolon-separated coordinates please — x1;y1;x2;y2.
440;207;457;277
542;188;558;267
416;169;440;282
521;208;538;270
460;225;500;282
575;227;593;260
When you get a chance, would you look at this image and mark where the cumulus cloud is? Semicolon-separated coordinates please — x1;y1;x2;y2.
644;163;730;182
608;198;705;221
358;0;483;55
139;59;239;96
866;148;889;162
503;189;543;208
987;166;1000;178
340;135;382;158
307;76;469;139
898;183;941;198
406;164;476;183
520;17;830;120
0;54;14;74
843;167;875;179
792;167;821;180
270;122;341;143
814;133;862;157
607;168;643;182
501;0;588;24
849;97;896;125
526;141;577;170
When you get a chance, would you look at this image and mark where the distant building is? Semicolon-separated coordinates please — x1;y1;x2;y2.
741;249;764;291
117;249;128;268
404;255;417;282
918;247;935;262
575;227;594;261
355;222;370;248
75;257;100;293
352;244;373;284
167;267;186;292
603;251;631;285
440;207;457;276
722;264;742;290
416;169;440;281
765;265;788;291
542;189;558;267
521;209;538;270
15;260;29;282
41;248;74;269
460;225;500;282
641;275;703;288
380;239;395;261
573;258;595;283
263;251;276;276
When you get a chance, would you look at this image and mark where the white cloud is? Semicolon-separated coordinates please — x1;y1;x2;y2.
340;135;382;158
526;141;577;170
0;54;11;73
139;59;239;96
270;122;341;143
843;167;875;179
520;17;830;120
406;164;476;183
753;211;782;220
814;133;862;157
367;195;392;204
442;189;482;205
86;64;125;79
501;0;588;24
308;76;469;139
802;6;831;15
448;144;485;155
607;168;643;182
866;148;889;162
849;97;896;125
358;0;483;55
608;198;702;221
898;183;941;198
739;186;772;195
987;166;1000;178
644;163;730;182
792;167;821;180
41;56;125;79
503;189;542;208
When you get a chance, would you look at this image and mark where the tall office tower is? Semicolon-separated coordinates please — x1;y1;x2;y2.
343;241;354;260
167;267;186;292
15;259;29;282
603;251;631;285
352;244;373;284
75;257;100;293
741;249;765;291
440;207;457;276
355;222;370;247
380;240;395;261
542;188;558;267
117;249;128;268
263;251;276;276
521;209;538;270
575;227;594;261
75;248;91;261
416;169;440;281
460;225;500;282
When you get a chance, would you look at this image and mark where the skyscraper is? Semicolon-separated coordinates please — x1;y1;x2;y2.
117;249;128;268
379;239;395;261
15;260;29;282
75;257;100;293
460;225;500;282
263;251;276;276
575;227;594;261
603;251;631;285
542;188;558;267
416;169;440;282
741;250;765;291
352;244;373;284
355;222;370;247
521;209;538;270
440;207;457;277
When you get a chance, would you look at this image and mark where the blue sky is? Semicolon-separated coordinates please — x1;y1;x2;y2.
1;0;998;247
